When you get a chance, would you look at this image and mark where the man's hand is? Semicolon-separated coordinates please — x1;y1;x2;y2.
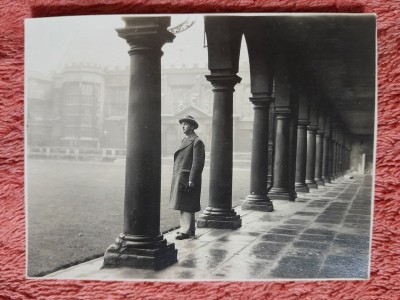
179;181;195;192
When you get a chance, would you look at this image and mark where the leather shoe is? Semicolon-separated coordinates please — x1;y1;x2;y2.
176;231;195;236
176;233;191;240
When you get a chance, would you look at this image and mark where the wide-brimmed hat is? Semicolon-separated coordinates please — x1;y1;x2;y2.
179;115;199;129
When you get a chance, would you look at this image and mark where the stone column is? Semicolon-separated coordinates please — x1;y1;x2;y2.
267;104;275;189
305;100;319;189
295;120;310;192
335;128;341;177
103;17;177;270
339;130;345;176
288;98;299;199
269;108;296;200
322;116;331;183
268;53;297;201
336;143;341;177
305;124;318;189
328;133;334;180
336;127;343;177
314;110;325;185
315;130;325;185
242;95;274;211
332;142;338;179
197;74;242;229
322;134;331;183
331;126;338;180
295;93;310;193
338;142;344;176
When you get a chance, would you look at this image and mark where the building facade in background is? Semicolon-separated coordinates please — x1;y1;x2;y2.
27;62;254;156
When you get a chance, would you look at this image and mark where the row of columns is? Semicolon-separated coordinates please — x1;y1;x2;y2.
103;16;353;270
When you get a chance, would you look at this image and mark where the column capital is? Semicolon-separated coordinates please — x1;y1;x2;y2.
205;74;242;91
316;130;325;136
116;17;175;55
307;124;318;131
298;119;310;127
249;94;274;110
274;107;291;119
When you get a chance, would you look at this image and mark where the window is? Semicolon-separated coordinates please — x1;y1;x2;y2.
64;82;80;95
64;127;78;137
107;87;127;117
82;83;94;95
80;127;93;137
65;95;80;105
81;104;93;114
65;105;80;114
171;86;192;112
81;115;92;127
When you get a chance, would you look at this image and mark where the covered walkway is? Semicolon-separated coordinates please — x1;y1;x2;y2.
53;15;375;280
46;175;371;280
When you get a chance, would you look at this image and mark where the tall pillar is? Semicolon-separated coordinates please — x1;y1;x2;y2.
269;54;297;201
344;133;351;172
242;25;275;210
295;120;310;192
335;128;341;177
314;110;325;186
339;129;345;176
197;74;242;229
269;108;296;200
315;130;325;185
305;100;319;189
328;137;334;180
336;127;343;177
338;142;344;176
322;115;331;183
332;141;338;179
288;95;299;199
306;125;318;188
335;142;340;177
104;17;177;270
242;95;274;211
331;125;338;180
267;104;275;189
295;94;310;193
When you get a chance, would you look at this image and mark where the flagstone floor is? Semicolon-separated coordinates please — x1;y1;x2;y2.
45;175;372;281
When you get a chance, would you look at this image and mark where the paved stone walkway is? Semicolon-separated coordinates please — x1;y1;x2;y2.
45;175;372;281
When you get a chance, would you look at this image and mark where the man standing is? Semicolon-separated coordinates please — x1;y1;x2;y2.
169;115;205;240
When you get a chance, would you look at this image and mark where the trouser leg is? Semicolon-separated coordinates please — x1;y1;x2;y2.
180;211;195;235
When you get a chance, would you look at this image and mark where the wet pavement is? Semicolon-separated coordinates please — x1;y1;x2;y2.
46;174;372;281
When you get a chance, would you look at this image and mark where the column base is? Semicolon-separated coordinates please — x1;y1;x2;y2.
315;178;325;186
241;194;274;212
295;183;309;193
268;188;296;201
197;207;242;229
322;176;331;184
305;180;318;189
103;233;177;270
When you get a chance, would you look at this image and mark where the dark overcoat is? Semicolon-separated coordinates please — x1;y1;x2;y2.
169;133;205;212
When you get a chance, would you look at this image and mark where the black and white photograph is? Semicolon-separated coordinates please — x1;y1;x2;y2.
25;13;376;280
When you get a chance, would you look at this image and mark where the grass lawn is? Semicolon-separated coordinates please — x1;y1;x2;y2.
27;158;250;276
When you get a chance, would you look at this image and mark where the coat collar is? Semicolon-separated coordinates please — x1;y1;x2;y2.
175;133;198;154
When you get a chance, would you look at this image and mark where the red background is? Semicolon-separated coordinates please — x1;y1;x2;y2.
1;1;399;299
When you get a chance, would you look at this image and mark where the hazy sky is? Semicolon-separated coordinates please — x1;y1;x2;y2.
25;14;248;74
